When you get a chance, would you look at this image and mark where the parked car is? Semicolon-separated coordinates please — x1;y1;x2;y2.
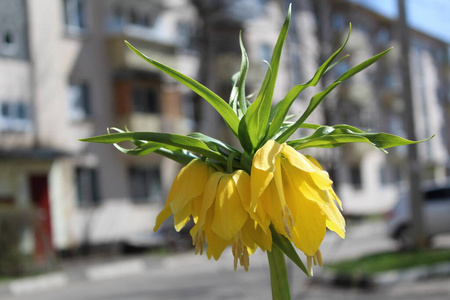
386;181;450;249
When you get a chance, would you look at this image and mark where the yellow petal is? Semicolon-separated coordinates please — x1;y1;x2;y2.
153;205;172;231
173;201;192;231
232;170;251;209
281;145;319;173
205;230;229;260
290;195;327;256
234;170;271;233
204;210;229;260
319;199;346;238
196;172;223;228
260;182;289;237
212;174;248;241
241;219;272;252
252;140;285;171
329;188;343;210
250;167;273;210
170;160;212;214
282;161;330;204
250;140;284;209
154;165;187;231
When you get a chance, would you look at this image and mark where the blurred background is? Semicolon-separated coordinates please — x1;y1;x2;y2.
0;0;449;299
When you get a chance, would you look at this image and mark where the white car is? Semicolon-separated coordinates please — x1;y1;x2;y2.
386;181;450;249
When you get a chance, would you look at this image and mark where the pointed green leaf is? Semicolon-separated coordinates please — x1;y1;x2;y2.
270;226;309;276
266;25;352;140
238;5;291;152
125;41;240;136
336;47;393;82
237;32;249;115
287;126;434;152
277;46;392;143
277;81;341;143
114;141;163;156
80;132;226;163
229;72;240;117
187;132;240;154
154;148;196;165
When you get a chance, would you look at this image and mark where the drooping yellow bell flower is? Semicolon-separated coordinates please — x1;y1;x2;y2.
251;140;345;273
190;169;272;271
153;159;215;232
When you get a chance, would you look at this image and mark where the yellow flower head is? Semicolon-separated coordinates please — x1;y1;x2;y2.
154;159;271;271
251;140;345;259
190;169;272;271
153;159;215;232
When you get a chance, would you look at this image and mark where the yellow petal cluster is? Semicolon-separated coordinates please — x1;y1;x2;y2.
154;159;271;271
251;140;345;274
154;140;345;273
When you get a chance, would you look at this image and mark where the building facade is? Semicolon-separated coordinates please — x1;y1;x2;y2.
0;0;200;259
0;0;448;261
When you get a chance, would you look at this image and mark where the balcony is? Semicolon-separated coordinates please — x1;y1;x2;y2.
107;25;178;71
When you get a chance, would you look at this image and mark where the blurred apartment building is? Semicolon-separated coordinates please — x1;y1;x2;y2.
0;0;448;260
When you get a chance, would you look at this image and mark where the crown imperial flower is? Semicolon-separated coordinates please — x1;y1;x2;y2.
81;5;431;299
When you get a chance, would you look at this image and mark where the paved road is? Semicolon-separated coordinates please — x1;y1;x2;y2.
3;220;450;300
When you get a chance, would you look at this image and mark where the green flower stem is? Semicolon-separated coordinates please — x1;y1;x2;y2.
267;244;291;300
227;152;240;173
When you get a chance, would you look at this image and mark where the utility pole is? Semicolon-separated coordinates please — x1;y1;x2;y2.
397;0;426;249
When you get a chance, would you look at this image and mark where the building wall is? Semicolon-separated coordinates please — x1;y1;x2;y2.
1;0;448;254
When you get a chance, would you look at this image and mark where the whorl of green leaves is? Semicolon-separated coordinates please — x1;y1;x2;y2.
80;5;431;171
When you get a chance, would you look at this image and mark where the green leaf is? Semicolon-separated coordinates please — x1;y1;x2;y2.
125;41;240;136
287;126;434;152
238;5;291;153
229;72;240;117
277;46;392;143
237;32;249;115
271;226;309;277
113;141;164;156
336;47;393;82
187;132;240;154
266;24;352;141
277;81;341;143
80;132;226;163
267;244;291;300
154;148;196;165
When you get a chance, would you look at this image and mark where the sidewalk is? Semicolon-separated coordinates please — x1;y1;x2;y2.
0;253;166;297
1;220;450;299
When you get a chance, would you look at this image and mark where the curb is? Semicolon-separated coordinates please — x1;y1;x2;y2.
8;273;69;296
315;262;450;289
0;258;154;297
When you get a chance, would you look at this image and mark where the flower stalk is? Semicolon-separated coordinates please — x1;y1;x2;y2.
267;245;291;300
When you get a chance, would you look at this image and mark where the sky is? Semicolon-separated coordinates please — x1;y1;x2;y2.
348;0;450;44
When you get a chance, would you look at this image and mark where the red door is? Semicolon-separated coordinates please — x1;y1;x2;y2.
29;175;53;262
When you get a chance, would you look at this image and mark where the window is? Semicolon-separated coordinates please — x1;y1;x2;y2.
129;167;161;203
132;87;159;113
349;165;362;189
63;0;86;34
425;188;450;203
68;83;91;121
177;22;196;50
109;5;125;30
1;31;18;56
0;102;31;132
75;167;100;206
129;9;155;28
